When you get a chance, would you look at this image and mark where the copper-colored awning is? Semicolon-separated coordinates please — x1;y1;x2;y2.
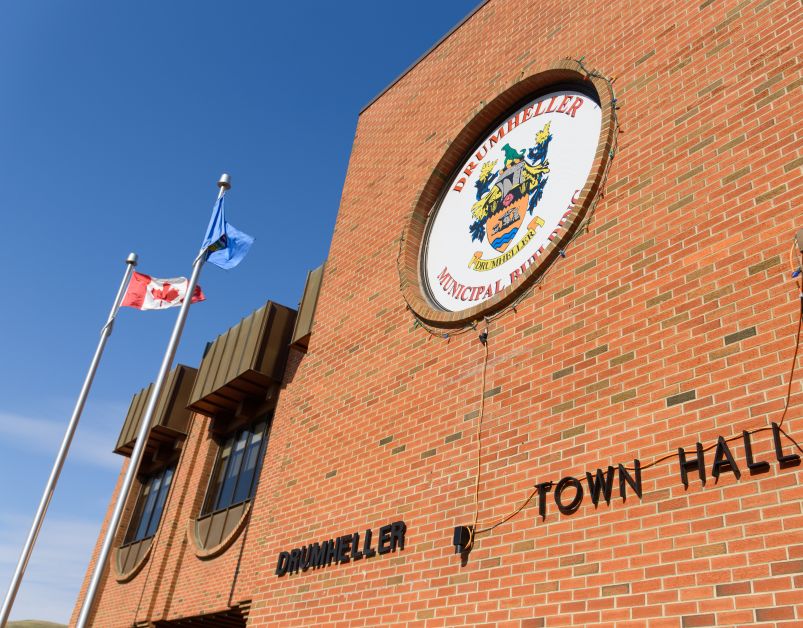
291;262;325;349
114;364;197;457
186;301;296;418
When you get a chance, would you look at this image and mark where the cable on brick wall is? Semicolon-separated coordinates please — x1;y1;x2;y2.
394;59;622;547
464;318;490;552
399;63;801;543
397;58;800;546
618;246;803;473
471;244;803;539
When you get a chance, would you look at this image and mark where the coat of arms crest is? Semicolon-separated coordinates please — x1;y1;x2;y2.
468;122;552;252
416;86;604;316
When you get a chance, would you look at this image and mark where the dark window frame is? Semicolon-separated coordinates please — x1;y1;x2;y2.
200;416;270;518
121;464;175;547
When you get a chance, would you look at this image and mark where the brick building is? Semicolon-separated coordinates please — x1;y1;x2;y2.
73;0;803;625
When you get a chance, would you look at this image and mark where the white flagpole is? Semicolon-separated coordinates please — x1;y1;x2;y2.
0;252;139;628
75;174;230;628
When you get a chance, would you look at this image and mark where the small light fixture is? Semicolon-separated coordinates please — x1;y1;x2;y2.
452;525;474;554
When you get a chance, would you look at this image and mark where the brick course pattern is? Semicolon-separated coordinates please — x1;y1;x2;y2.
73;0;803;625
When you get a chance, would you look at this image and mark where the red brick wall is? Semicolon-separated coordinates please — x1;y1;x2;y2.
75;0;803;625
71;414;254;626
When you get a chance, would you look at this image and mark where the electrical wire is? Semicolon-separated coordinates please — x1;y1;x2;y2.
397;59;802;543
465;322;490;551
627;285;803;472
472;247;803;538
394;59;623;544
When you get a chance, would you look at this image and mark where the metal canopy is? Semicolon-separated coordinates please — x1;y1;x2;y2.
291;262;325;349
186;301;296;418
115;364;197;456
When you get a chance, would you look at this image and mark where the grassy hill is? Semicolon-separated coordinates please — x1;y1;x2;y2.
8;621;67;628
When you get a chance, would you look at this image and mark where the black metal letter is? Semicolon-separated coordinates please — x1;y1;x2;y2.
275;551;289;577
711;436;741;480
742;431;770;473
535;481;553;520
678;442;706;487
377;524;392;554
337;534;351;563
554;476;584;515
363;529;376;558
618;460;642;499
390;521;406;552
325;539;337;566
351;533;363;560
315;542;325;569
773;422;801;466
288;548;300;574
586;467;615;506
307;543;321;570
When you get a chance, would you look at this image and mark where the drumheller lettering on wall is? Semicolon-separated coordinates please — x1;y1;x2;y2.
421;88;601;313
275;521;406;577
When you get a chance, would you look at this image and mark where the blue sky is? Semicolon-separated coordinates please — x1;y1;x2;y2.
0;1;481;622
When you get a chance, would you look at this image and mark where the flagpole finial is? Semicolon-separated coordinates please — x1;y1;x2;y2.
218;173;231;190
126;253;138;266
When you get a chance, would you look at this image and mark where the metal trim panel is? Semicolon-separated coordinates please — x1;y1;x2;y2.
114;365;197;456
291;263;325;347
186;302;297;417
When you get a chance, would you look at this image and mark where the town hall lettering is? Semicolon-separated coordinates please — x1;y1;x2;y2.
530;423;799;521
455;423;800;552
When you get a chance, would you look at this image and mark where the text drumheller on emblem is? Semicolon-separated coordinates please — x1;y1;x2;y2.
421;88;602;313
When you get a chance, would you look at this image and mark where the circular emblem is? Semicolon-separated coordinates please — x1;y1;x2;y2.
421;87;602;313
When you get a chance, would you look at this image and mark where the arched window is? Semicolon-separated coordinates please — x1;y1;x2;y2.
116;464;175;579
124;465;175;544
202;417;269;515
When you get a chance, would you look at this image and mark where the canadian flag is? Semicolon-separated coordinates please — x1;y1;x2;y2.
122;271;206;310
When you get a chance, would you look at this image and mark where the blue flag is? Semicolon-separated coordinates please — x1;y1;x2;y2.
200;195;254;269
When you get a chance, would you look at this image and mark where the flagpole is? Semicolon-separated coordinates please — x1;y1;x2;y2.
0;252;138;628
75;175;230;628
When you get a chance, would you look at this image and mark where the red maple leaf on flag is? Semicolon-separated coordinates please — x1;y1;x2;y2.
151;283;179;304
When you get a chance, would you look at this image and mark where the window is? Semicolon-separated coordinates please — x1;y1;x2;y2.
201;418;269;516
123;465;175;545
192;417;272;554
